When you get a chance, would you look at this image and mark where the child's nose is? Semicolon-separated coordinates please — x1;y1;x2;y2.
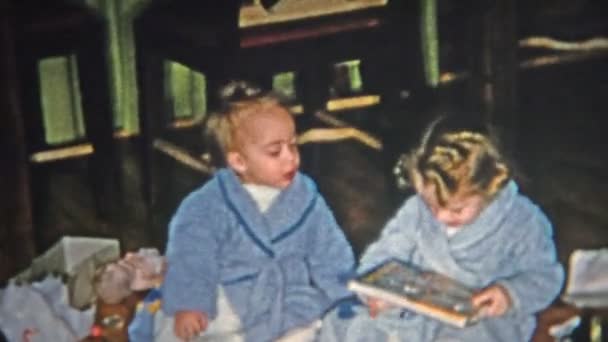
284;145;299;162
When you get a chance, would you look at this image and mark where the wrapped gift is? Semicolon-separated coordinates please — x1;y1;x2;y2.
12;236;120;309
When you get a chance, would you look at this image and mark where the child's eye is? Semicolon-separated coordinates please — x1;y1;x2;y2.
267;150;281;157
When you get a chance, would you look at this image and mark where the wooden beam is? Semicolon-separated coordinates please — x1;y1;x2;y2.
466;0;519;150
519;36;608;51
298;127;382;150
0;8;37;282
153;138;216;175
439;37;608;86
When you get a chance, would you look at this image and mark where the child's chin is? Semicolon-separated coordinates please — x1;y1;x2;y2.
277;180;293;189
264;179;291;189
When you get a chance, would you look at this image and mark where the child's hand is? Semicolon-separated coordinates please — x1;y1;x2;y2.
174;310;208;341
472;284;512;317
366;297;395;318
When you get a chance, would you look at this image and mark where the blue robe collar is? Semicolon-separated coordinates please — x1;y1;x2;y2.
415;181;519;286
447;180;518;247
216;168;318;257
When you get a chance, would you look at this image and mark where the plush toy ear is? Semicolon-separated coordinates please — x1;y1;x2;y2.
227;151;247;174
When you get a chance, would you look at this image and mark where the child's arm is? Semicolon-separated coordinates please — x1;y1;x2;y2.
162;192;224;319
306;196;356;301
174;310;209;340
494;213;564;316
358;197;420;273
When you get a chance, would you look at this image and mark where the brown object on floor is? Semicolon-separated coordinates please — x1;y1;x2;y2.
81;291;148;342
532;303;582;342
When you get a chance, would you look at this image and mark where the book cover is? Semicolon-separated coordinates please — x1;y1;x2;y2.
348;259;481;328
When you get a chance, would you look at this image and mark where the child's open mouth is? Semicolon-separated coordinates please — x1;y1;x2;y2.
284;170;296;181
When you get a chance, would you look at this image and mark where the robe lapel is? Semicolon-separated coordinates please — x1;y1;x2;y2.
217;169;316;257
415;198;482;286
449;181;518;251
265;172;316;243
415;181;519;287
217;169;274;256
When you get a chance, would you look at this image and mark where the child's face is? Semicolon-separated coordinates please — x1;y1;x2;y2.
228;106;300;189
419;184;486;228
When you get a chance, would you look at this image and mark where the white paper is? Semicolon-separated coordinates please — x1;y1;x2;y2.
31;276;95;339
0;276;94;342
562;248;608;308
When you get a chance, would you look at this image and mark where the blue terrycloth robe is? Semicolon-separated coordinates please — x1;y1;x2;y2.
320;181;564;342
161;168;355;342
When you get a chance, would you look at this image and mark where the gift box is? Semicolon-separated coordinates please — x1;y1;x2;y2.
12;236;120;309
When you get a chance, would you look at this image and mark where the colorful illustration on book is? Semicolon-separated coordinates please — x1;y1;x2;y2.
349;259;481;327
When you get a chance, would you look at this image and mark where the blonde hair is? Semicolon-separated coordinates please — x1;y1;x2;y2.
204;80;289;165
395;115;511;206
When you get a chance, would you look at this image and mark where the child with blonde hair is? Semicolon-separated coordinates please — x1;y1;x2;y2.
134;80;355;342
320;114;564;342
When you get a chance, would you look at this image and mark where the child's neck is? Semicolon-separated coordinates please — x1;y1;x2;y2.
242;183;281;213
444;225;461;237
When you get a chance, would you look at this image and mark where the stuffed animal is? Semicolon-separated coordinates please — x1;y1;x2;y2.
94;249;166;305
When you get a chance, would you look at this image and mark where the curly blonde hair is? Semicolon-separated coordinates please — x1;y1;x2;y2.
395;115;511;206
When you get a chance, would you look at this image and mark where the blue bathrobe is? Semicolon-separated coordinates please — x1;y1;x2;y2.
161;168;355;341
320;181;564;342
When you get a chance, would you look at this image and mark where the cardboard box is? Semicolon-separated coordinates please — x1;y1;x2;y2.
12;236;120;309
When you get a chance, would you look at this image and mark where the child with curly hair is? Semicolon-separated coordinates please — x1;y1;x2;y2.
320;114;564;342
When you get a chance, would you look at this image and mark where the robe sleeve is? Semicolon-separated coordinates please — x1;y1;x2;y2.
357;196;420;274
497;209;565;315
306;196;356;303
161;189;224;318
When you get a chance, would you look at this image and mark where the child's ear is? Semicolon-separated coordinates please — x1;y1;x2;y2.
227;151;247;174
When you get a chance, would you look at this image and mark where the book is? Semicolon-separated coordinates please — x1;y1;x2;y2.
347;259;481;328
